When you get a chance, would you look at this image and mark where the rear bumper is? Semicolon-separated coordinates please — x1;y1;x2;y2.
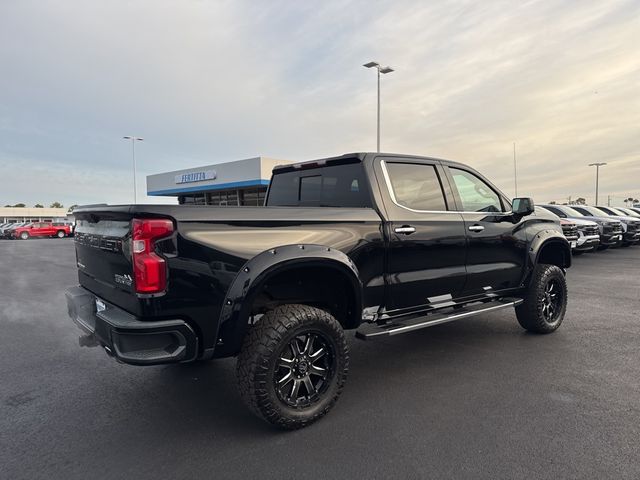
65;286;198;365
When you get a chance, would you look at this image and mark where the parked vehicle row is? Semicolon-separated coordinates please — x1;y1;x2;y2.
0;221;74;239
538;204;640;253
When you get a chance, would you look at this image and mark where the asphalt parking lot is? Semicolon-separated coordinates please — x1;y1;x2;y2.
1;238;639;479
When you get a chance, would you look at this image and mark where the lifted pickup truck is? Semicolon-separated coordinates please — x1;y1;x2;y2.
66;152;571;429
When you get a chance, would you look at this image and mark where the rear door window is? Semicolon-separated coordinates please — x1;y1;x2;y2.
384;162;447;211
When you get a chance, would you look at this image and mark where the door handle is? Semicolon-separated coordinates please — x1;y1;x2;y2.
394;225;416;235
468;225;485;232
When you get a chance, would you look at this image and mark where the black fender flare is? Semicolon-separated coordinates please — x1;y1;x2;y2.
527;229;571;275
213;244;362;357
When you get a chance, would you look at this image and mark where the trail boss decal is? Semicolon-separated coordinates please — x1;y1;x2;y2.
114;273;133;287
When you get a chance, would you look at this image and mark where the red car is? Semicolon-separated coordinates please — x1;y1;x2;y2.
11;222;72;240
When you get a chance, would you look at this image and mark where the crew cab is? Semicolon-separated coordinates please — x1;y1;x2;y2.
65;152;571;429
11;222;72;240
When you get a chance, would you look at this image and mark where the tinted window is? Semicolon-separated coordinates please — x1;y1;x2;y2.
450;168;503;212
577;206;607;216
299;175;321;203
572;207;591;216
267;163;371;208
543;205;566;217
385;162;447;211
596;207;612;215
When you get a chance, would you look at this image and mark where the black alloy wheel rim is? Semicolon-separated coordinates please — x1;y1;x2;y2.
274;331;335;408
541;278;562;323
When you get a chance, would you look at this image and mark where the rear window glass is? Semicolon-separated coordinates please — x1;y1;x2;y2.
266;163;372;208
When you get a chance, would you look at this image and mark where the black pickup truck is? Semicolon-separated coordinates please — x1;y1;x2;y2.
65;152;571;429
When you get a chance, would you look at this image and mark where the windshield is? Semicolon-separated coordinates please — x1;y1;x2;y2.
540;205;583;218
583;206;611;216
612;207;637;217
619;208;640;217
597;206;620;216
560;205;585;217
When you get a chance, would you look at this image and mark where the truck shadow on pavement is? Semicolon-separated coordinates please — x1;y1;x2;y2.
141;312;563;436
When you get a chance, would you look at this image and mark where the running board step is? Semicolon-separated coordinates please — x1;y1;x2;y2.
355;298;523;340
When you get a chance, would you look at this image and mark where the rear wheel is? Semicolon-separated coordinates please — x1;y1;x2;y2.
237;304;349;429
20;231;29;240
56;230;65;238
516;264;567;334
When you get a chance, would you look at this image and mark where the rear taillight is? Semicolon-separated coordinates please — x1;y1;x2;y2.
131;218;174;294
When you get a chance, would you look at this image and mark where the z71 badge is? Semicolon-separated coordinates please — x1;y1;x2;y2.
114;273;133;287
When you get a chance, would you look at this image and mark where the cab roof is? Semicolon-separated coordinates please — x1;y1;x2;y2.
272;152;467;173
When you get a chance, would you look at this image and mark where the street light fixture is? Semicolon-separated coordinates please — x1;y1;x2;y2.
588;162;607;205
123;136;144;203
363;61;394;152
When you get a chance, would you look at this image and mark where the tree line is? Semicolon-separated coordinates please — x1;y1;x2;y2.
3;202;78;211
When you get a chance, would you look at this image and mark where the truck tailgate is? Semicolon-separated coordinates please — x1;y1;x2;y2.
73;211;139;314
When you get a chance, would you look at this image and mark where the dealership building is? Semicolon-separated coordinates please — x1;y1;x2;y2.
146;156;293;206
0;207;73;223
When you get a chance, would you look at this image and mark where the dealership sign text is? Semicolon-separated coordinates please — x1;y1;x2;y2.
175;170;217;184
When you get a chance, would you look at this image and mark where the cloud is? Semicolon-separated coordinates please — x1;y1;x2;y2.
0;0;638;206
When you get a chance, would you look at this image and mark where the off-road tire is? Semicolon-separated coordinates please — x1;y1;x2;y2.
516;264;567;334
237;304;349;430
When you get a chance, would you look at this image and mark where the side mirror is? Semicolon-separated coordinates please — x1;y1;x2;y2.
512;197;534;216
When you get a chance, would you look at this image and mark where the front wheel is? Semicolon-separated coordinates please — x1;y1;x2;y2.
56;230;66;238
516;264;567;334
20;232;29;240
237;304;349;429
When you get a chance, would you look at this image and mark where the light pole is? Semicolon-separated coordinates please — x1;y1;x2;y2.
363;61;394;152
513;142;518;197
588;162;606;205
123;136;144;203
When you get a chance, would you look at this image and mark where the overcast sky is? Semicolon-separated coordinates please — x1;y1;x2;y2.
0;0;638;207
